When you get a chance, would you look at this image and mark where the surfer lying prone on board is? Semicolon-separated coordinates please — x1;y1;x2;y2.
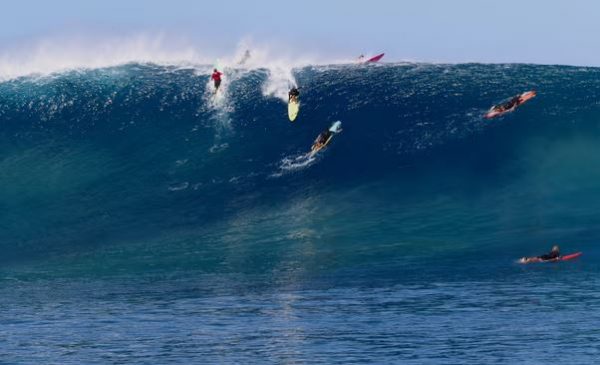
312;130;333;151
485;91;536;119
492;95;522;113
310;121;343;156
520;245;560;263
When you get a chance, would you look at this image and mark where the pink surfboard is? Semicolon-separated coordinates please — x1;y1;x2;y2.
485;91;536;119
367;53;385;63
519;252;582;264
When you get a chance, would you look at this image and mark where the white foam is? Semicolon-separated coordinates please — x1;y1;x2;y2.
271;152;317;178
217;39;319;102
0;34;215;81
0;35;337;80
0;35;360;108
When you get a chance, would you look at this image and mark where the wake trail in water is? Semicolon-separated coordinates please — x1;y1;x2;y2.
272;152;317;178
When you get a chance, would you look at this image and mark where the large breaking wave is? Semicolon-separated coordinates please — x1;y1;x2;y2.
2;61;600;278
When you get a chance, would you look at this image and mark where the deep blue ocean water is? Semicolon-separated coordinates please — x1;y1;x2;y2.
1;63;600;364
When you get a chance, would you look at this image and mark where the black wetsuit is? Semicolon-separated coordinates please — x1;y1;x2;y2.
316;130;332;145
289;88;300;101
502;96;521;110
538;250;560;261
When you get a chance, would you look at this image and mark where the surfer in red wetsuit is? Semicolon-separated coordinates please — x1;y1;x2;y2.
211;69;223;93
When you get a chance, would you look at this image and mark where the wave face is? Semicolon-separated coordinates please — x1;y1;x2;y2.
1;62;600;280
4;62;600;364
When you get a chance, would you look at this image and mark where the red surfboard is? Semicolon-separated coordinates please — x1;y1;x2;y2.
518;252;582;264
559;252;583;261
367;53;385;63
485;90;536;119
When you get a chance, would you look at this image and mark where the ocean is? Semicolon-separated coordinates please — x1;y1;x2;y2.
1;62;599;364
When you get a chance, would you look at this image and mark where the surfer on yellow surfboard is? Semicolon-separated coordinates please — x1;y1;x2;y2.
288;87;300;121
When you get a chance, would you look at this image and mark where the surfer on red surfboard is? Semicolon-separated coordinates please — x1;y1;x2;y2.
519;245;582;264
357;53;385;63
485;90;536;119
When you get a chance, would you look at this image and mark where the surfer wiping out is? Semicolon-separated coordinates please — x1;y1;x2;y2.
238;50;251;65
211;69;223;93
357;53;384;63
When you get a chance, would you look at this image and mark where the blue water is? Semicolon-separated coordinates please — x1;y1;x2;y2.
2;63;600;364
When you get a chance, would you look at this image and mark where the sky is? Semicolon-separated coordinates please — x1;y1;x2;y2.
0;0;598;66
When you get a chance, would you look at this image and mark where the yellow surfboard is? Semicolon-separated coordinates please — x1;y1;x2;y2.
288;100;300;122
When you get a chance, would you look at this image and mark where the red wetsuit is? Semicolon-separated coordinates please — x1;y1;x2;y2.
211;71;222;89
211;71;222;82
